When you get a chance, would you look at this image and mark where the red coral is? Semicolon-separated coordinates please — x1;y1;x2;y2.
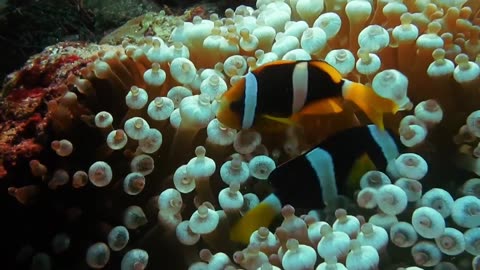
6;87;45;103
184;5;209;22
0;113;46;170
0;42;96;179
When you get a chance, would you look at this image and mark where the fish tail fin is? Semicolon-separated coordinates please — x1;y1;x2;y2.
342;81;399;130
230;194;282;244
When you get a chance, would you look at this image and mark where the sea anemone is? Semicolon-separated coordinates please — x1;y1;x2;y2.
3;0;480;269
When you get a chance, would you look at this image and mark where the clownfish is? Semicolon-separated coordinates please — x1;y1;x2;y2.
216;60;399;131
229;124;402;244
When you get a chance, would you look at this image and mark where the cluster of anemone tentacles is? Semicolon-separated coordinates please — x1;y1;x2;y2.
6;0;480;269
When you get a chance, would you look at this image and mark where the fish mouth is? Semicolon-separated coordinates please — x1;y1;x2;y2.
213;94;228;115
212;99;222;116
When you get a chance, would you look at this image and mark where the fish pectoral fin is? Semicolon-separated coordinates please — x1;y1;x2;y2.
346;153;377;191
261;114;297;126
299;98;344;115
230;201;279;244
342;81;399;130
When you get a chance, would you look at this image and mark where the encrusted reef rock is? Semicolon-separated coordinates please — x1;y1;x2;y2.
0;42;100;179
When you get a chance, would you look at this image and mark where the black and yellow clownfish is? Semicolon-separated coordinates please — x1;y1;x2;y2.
216;60;399;131
229;124;402;244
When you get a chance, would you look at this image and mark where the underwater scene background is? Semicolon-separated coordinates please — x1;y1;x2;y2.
1;0;479;269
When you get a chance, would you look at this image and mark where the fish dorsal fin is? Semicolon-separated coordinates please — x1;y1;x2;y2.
308;60;343;84
253;60;297;74
341;80;399;130
300;97;344;115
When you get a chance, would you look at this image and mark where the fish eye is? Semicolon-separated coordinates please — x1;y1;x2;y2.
230;100;244;112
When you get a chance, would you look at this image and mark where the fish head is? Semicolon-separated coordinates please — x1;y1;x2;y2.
215;77;246;130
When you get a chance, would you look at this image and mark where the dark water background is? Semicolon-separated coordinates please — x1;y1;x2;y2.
0;0;254;84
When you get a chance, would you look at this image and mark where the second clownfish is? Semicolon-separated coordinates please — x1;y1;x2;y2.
229;124;402;244
216;60;399;130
